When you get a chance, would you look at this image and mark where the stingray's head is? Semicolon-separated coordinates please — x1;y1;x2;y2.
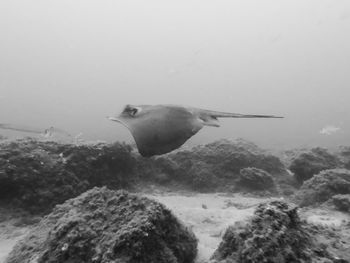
108;104;148;128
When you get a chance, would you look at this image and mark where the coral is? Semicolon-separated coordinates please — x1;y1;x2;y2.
237;167;275;191
332;194;350;212
5;187;197;263
211;201;342;263
294;169;350;207
289;148;340;185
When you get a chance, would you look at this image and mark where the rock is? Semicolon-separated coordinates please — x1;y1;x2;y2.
337;147;350;170
237;167;275;191
0;138;290;212
289;148;340;185
185;139;285;175
0;139;136;213
163;139;287;191
5;187;198;263
294;169;350;207
210;201;343;263
332;194;350;212
153;172;171;184
187;161;219;191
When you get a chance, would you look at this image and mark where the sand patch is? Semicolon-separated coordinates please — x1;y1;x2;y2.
145;192;276;262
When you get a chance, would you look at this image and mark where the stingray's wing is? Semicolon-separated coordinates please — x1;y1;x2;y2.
128;106;204;157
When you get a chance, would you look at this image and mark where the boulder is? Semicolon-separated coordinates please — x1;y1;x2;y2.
161;139;286;191
237;167;275;191
289;148;340;185
294;169;350;207
5;187;197;263
332;194;350;212
0;139;136;213
337;146;350;169
210;201;343;263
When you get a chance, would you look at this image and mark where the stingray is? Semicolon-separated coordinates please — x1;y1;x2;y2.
0;123;72;138
108;104;283;157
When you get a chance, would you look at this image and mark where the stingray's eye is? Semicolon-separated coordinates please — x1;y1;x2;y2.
123;105;141;117
129;108;138;116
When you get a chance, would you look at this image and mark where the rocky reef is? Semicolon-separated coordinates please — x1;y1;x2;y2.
0;139;136;213
5;187;197;263
332;194;350;212
237;167;275;191
338;146;350;170
0;138;296;213
1;138;350;263
210;200;346;263
149;139;290;192
294;169;350;207
289;148;340;185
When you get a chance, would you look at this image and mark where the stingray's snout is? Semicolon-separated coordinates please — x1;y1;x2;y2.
107;116;122;123
107;115;130;129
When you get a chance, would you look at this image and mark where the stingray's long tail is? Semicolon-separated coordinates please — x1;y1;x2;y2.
201;109;283;118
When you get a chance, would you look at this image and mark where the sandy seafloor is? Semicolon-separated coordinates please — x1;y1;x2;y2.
0;192;349;263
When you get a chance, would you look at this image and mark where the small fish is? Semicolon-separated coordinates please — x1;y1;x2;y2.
319;125;341;136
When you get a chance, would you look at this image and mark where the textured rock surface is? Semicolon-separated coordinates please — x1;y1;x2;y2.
0;138;291;213
337;147;350;170
210;201;343;263
173;139;285;175
5;187;197;263
152;139;288;192
0;139;136;213
289;148;340;185
237;167;275;191
294;169;350;207
332;194;350;212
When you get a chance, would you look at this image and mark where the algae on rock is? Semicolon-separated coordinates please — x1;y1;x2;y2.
211;201;342;263
294;169;350;207
5;187;198;263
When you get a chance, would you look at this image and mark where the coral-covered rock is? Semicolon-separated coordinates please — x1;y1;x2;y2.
294;169;350;207
5;187;197;263
211;201;341;263
237;167;275;191
0;139;136;213
185;161;218;191
162;139;287;191
133;139;288;193
332;194;350;212
0;138;290;212
337;146;350;170
289;148;340;185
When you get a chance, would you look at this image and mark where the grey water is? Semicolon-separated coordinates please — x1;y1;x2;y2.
0;0;350;150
